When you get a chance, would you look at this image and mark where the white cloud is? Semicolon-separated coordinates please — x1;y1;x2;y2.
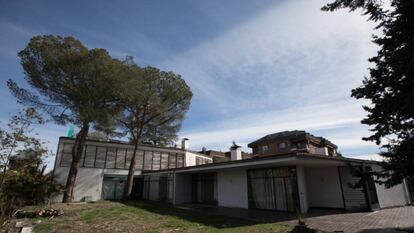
163;0;379;159
162;0;377;114
179;99;377;153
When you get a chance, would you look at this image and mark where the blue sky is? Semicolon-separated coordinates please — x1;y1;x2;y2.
0;0;381;168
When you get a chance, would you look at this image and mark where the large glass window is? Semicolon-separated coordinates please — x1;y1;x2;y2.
60;144;73;166
105;148;116;169
116;148;126;169
84;146;96;167
191;173;217;205
247;167;299;212
152;152;161;170
177;154;184;168
160;153;169;170
59;143;182;171
143;151;153;171
168;153;177;169
95;147;106;168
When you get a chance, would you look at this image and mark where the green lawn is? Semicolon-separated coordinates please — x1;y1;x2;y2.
32;201;296;233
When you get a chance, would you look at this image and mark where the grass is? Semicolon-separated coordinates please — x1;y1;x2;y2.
31;201;294;233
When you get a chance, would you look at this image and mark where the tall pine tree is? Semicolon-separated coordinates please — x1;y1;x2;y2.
322;0;414;187
8;35;125;202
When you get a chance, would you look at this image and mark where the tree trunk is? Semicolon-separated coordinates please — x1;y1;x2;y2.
124;136;141;199
62;123;90;203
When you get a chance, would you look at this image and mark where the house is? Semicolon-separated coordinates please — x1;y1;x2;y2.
52;131;411;214
137;131;411;213
52;137;212;201
248;130;339;157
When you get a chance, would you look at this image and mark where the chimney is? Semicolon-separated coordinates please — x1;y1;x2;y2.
181;138;189;150
230;141;242;160
201;147;207;154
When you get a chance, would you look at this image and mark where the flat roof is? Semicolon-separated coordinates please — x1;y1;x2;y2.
142;152;379;175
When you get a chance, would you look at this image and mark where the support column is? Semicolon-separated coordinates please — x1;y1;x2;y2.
296;166;309;213
172;172;176;206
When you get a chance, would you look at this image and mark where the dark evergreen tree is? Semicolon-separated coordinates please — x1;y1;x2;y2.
322;0;414;187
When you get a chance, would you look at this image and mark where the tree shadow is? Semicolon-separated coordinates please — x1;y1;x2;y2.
123;200;259;229
122;200;337;231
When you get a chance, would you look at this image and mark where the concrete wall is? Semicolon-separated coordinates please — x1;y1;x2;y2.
371;165;411;208
305;167;344;209
53;166;141;202
376;182;410;208
53;166;103;202
217;169;248;209
174;173;192;205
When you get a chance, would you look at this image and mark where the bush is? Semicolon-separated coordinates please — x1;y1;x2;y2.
0;156;62;217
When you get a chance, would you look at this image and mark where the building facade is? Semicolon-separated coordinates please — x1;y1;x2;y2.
52;137;212;201
138;131;411;213
141;152;411;213
52;131;411;214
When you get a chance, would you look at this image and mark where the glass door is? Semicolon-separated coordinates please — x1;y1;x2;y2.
247;167;299;212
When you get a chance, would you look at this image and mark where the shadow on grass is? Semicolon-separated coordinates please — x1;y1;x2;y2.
122;200;323;232
122;200;259;229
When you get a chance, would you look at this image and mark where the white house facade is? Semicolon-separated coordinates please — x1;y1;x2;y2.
52;133;411;214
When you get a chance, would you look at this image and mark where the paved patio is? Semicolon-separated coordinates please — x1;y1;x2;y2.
177;204;414;233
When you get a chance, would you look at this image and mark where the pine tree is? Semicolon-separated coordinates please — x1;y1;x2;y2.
7;35;125;202
322;0;414;187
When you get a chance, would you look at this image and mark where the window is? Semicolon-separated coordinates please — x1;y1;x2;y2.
160;152;169;170
116;149;126;169
143;151;153;170
196;157;212;165
105;148;116;168
262;145;269;152
152;152;161;170
60;143;73;166
83;146;96;167
177;154;184;168
168;153;177;169
278;142;286;149
59;142;181;171
95;147;106;168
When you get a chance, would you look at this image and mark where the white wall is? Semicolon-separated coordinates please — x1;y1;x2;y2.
305;167;344;209
53;166;103;201
217;169;248;209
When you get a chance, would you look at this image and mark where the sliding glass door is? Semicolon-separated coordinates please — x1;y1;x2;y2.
247;167;299;212
191;173;217;205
